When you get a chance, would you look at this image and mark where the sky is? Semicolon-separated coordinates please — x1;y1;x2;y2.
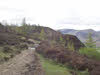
0;0;100;31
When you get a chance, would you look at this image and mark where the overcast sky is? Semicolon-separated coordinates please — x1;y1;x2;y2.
0;0;100;31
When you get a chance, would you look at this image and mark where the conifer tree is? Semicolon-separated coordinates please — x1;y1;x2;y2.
59;36;65;47
39;28;45;40
85;32;96;48
67;41;75;51
21;18;28;36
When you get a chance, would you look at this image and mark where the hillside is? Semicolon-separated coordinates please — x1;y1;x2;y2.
13;25;84;50
36;40;100;75
59;29;100;47
0;24;45;75
0;24;30;63
0;24;86;75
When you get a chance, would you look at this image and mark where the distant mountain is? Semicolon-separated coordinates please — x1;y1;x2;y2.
59;29;100;47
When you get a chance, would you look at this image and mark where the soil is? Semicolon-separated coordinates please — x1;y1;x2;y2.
0;49;44;75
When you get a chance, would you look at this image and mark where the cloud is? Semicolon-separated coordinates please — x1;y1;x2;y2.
54;24;100;31
0;0;100;31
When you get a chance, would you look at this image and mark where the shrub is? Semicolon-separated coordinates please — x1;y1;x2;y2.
0;51;11;62
77;69;89;75
4;56;10;61
79;47;100;60
16;50;21;54
3;46;12;53
10;54;14;58
16;43;28;50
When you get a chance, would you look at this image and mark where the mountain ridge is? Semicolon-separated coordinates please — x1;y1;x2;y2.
59;29;100;47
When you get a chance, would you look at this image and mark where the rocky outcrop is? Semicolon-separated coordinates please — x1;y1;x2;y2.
20;25;85;50
0;49;45;75
62;34;85;50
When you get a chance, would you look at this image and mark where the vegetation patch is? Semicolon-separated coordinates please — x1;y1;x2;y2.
39;54;72;75
79;47;100;60
36;41;100;75
39;54;89;75
79;32;100;60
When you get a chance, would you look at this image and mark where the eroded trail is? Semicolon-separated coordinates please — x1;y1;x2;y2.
0;49;44;75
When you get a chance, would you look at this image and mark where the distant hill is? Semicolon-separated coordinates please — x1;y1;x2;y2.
59;29;100;47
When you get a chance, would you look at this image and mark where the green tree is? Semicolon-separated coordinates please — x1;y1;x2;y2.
15;26;22;34
67;41;75;51
20;18;29;36
79;32;100;60
59;36;65;47
39;28;45;40
85;32;96;48
22;18;26;26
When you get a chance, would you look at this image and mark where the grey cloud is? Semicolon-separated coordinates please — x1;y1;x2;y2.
57;17;100;25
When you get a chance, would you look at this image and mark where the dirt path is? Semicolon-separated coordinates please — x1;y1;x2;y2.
0;49;44;75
